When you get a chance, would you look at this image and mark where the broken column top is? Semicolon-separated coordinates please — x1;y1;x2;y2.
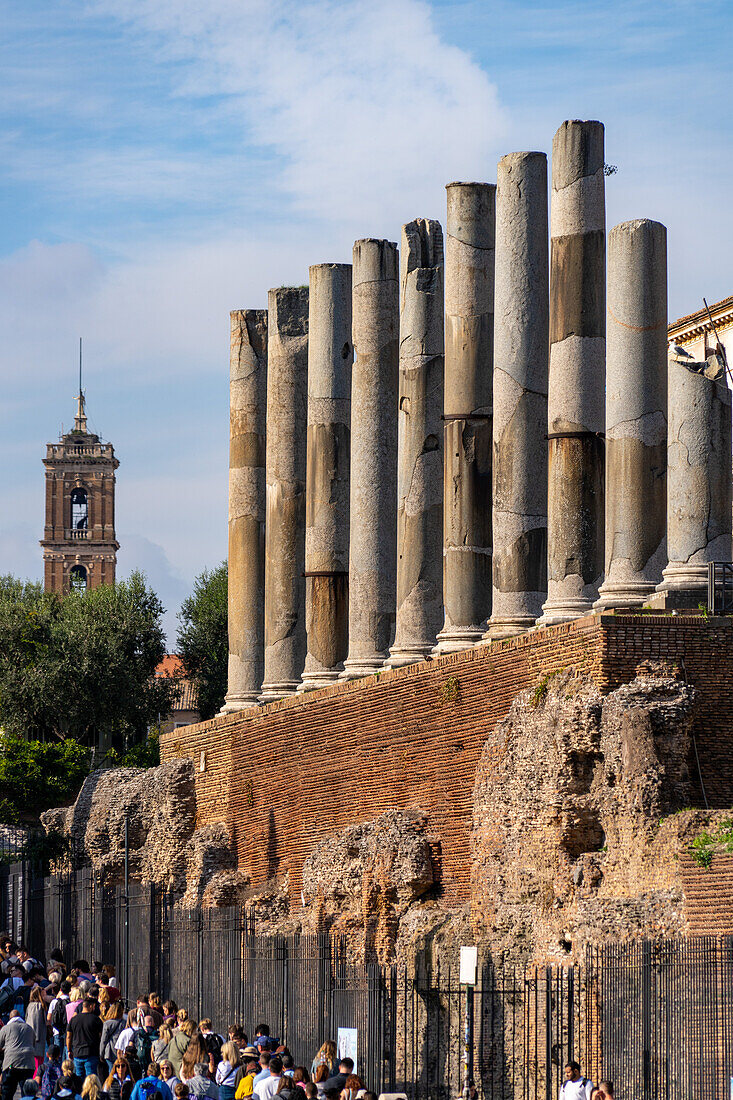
402;218;443;273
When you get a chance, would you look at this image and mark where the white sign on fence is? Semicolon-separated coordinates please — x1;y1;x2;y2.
337;1027;358;1066
459;945;478;985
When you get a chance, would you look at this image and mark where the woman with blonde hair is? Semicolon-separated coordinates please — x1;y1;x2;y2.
81;1075;109;1100
152;1024;173;1065
310;1044;337;1080
215;1042;240;1100
103;1059;133;1100
66;986;83;1026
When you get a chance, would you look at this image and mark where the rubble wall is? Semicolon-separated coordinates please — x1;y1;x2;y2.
161;614;733;906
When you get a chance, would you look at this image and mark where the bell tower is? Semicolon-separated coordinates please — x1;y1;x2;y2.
41;360;119;595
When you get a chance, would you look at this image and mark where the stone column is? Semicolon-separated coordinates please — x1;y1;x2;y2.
486;152;549;640
222;309;268;711
385;219;444;667
656;351;732;599
433;182;495;654
595;219;667;609
341;239;399;679
539;120;606;625
259;287;308;702
299;264;352;690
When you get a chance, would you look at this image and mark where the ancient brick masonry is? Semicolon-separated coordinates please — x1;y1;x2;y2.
162;614;733;907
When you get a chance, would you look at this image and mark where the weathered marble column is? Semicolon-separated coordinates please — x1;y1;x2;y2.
259;287;308;702
341;239;399;679
539;120;606;625
385;219;444;667
656;351;732;598
595;219;667;609
221;309;268;711
486;152;548;640
433;182;495;654
299;264;352;690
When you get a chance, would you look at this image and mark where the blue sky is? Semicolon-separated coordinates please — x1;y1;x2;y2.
1;0;731;642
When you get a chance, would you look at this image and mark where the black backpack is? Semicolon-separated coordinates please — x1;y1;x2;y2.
204;1032;223;1063
0;983;17;1019
51;997;69;1034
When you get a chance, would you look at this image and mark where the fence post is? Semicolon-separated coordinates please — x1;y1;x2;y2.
123;815;130;1004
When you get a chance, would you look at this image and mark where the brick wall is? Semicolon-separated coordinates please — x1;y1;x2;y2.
161;613;733;905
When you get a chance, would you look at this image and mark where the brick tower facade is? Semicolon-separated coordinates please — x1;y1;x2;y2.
40;391;119;595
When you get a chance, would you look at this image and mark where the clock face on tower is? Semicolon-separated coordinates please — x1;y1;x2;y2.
40;392;120;595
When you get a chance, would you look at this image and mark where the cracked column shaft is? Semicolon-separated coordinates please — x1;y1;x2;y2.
341;239;399;679
385;219;444;667
259;286;309;702
595;219;668;609
539;119;606;625
222;309;267;711
486;151;548;640
433;182;495;654
657;354;732;597
299;263;352;690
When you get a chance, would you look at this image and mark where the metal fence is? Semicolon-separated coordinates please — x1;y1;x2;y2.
2;865;733;1100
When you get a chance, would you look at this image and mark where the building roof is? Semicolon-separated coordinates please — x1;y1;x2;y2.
155;654;199;713
668;293;733;339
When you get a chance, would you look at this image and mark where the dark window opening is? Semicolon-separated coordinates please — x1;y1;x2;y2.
69;565;87;593
71;487;88;530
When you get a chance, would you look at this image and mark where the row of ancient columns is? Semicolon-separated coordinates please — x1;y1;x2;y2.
223;118;733;710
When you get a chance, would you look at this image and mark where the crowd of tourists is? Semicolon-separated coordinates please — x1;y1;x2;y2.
0;937;616;1100
0;940;377;1100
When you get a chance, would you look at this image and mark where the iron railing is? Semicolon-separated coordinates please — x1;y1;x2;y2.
707;561;733;614
2;865;733;1100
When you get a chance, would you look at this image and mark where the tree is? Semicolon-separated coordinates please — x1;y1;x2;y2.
0;571;177;750
177;563;228;720
0;734;90;825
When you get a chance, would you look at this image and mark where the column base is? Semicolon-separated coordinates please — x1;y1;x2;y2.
218;693;261;715
656;561;708;594
383;644;433;669
297;669;343;693
482;617;535;642
339;656;387;681
593;580;656;611
431;627;485;656
536;597;594;627
258;682;300;704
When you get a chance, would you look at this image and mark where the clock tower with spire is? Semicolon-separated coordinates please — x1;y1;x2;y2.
41;365;119;595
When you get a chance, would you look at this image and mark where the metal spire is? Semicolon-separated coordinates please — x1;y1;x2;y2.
74;337;87;432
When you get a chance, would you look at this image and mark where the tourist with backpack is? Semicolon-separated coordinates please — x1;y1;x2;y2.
37;1046;63;1100
134;1021;158;1072
129;1064;172;1100
48;984;71;1052
560;1063;593;1100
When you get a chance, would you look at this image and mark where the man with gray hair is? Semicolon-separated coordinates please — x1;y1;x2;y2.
185;1065;219;1100
0;1009;35;1100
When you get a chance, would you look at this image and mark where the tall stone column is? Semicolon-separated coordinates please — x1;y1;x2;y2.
595;219;667;609
386;219;444;667
222;309;268;711
486;152;548;640
341;239;399;679
656;351;732;599
433;182;495;654
299;264;352;690
259;287;308;702
539;120;606;625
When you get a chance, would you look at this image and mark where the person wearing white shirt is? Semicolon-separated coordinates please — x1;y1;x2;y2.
115;1011;140;1053
254;1056;283;1100
560;1063;593;1100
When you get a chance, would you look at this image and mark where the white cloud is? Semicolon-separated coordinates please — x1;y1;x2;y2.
90;0;508;226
